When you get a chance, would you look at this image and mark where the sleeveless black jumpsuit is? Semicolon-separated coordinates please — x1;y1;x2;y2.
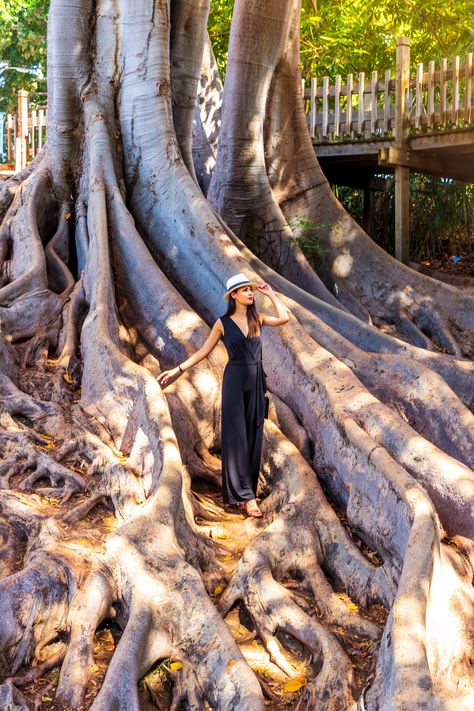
220;314;267;505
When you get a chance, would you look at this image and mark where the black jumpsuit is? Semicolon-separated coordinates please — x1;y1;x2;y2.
220;314;267;505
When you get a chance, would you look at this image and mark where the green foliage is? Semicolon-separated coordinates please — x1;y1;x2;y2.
335;177;474;262
300;0;474;82
208;0;234;80
0;0;48;113
208;0;474;82
289;215;330;254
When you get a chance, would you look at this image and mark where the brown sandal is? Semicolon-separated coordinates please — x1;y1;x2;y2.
245;500;262;518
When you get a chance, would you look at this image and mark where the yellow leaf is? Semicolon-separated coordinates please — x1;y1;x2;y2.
65;212;71;220
216;532;228;540
45;442;56;449
219;555;233;562
63;373;74;384
283;677;307;693
213;585;224;596
169;661;183;670
347;602;359;612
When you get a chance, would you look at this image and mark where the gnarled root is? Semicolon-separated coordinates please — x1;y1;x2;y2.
220;544;358;710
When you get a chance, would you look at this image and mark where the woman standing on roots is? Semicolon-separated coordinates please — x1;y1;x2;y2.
157;273;289;517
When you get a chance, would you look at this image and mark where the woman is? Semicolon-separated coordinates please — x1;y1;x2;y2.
157;273;289;517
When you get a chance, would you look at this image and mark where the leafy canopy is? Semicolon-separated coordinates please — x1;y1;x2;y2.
300;0;474;80
0;0;48;112
207;0;474;80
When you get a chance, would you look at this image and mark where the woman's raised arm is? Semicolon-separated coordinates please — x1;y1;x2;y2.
257;283;290;327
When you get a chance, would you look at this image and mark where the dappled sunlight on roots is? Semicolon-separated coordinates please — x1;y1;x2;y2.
332;252;354;279
166;308;202;338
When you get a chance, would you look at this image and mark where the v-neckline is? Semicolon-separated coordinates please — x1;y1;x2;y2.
228;316;249;339
227;315;260;339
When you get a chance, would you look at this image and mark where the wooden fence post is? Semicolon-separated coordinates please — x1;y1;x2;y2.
322;76;329;138
452;55;460;125
17;89;29;170
38;109;46;150
394;37;410;264
6;114;13;162
346;73;353;137
358;71;365;135
310;77;317;138
440;57;447;127
383;69;391;132
370;70;378;134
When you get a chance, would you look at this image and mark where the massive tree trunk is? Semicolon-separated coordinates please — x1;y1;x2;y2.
0;1;473;709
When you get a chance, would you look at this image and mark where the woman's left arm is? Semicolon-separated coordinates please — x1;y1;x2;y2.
256;282;290;327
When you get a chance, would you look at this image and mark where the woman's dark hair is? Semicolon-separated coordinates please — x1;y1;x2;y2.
225;287;260;337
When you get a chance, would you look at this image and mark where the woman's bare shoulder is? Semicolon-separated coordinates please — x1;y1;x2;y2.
214;317;225;335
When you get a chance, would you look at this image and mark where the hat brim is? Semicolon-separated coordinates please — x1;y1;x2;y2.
223;281;260;300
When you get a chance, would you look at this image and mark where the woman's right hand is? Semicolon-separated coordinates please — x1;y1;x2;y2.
157;367;181;388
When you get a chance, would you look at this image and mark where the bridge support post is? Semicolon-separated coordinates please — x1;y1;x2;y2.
394;37;410;264
394;166;410;263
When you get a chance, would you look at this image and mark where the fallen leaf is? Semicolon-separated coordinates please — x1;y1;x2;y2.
213;585;224;596
65;212;71;220
216;532;228;539
219;555;233;561
169;661;183;670
283;677;307;693
63;373;74;384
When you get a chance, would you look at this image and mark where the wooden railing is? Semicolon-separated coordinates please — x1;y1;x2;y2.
2;91;47;170
303;40;474;142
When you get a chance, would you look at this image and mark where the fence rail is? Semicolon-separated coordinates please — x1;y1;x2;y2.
304;44;474;142
1;90;47;170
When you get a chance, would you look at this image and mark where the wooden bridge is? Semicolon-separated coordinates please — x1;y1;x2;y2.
303;37;474;263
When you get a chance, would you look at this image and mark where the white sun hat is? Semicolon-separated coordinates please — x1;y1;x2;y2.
223;273;260;300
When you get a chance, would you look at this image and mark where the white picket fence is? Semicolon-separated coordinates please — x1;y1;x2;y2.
2;91;47;170
303;43;474;142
